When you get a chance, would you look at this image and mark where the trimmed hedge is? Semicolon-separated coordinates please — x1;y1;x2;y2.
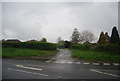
71;44;91;50
2;42;57;50
94;44;120;54
71;44;120;54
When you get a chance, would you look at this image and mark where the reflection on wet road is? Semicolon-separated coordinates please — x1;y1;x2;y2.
46;49;78;64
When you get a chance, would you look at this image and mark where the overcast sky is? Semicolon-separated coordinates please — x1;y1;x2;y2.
2;2;118;43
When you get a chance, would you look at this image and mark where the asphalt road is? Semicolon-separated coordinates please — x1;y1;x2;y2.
2;49;120;79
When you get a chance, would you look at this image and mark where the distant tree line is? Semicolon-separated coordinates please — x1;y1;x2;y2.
2;37;47;43
69;26;120;54
2;26;119;49
57;26;120;49
71;26;120;45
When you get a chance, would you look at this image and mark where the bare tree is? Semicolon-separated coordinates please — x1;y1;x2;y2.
80;30;95;43
57;37;61;43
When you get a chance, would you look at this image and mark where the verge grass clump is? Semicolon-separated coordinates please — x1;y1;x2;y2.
2;48;58;57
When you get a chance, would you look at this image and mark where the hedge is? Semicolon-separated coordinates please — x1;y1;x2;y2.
71;44;120;54
2;42;57;50
94;44;120;54
71;44;91;50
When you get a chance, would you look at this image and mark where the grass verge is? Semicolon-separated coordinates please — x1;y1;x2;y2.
70;49;120;62
2;48;58;57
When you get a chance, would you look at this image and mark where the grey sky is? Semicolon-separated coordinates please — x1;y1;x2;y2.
2;2;118;43
0;2;2;40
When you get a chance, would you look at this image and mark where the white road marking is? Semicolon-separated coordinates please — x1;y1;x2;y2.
93;63;99;65
75;62;80;64
113;63;119;66
67;62;73;64
16;65;42;71
45;60;51;63
8;68;48;76
51;58;55;61
59;54;64;57
103;63;110;66
83;62;89;64
60;62;65;64
54;61;60;63
54;61;59;63
89;69;120;77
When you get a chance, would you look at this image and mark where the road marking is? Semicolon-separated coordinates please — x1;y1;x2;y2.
54;61;59;63
113;63;119;66
103;63;110;66
54;61;60;63
60;62;65;64
75;62;80;64
16;65;42;71
45;60;51;63
8;68;48;76
83;62;89;65
51;58;55;61
93;63;99;65
59;54;64;56
67;62;73;64
89;69;120;77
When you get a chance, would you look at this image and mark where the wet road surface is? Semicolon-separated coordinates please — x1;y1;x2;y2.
2;49;120;79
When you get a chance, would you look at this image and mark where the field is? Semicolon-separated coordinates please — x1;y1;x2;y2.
71;49;120;62
2;48;58;57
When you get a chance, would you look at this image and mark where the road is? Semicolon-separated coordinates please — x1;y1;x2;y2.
2;49;120;79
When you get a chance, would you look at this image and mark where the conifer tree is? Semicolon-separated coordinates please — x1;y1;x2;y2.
110;26;120;44
98;31;106;44
71;28;80;44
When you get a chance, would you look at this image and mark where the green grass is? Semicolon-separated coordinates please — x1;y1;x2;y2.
2;48;58;57
70;49;120;62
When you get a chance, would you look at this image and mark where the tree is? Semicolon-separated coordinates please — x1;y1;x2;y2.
57;37;61;43
71;28;80;44
80;30;95;43
110;26;120;44
98;31;106;44
59;40;65;48
57;37;62;48
104;32;110;44
41;38;47;42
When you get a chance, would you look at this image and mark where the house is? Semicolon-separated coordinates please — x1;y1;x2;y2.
5;39;21;42
83;41;90;44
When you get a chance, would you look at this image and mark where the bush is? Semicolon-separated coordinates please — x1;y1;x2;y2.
2;42;57;50
71;44;91;50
